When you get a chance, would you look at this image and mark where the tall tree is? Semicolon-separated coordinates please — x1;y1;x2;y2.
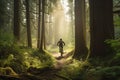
89;0;114;57
73;0;88;60
14;0;20;42
37;0;42;48
25;0;32;47
39;0;45;51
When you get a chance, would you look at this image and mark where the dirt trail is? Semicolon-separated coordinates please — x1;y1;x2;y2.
52;52;73;69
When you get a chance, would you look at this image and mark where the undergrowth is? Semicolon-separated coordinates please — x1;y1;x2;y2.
0;33;55;74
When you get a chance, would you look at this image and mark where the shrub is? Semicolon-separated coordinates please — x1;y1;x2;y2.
85;66;120;80
105;39;120;66
31;50;55;68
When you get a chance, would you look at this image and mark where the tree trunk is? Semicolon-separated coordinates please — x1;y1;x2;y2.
14;0;20;43
73;0;88;60
37;0;41;48
39;0;45;51
25;0;32;48
89;0;114;57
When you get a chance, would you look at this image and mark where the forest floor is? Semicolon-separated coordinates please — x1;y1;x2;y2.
53;51;73;68
0;51;74;80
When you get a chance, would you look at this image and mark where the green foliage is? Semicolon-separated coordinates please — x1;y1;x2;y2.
85;66;120;80
105;39;120;65
0;32;54;73
114;15;120;27
85;39;120;80
0;31;14;59
0;43;26;73
115;27;120;39
106;39;120;53
0;37;55;73
0;31;26;73
0;31;14;44
107;39;120;53
31;50;55;68
59;60;90;80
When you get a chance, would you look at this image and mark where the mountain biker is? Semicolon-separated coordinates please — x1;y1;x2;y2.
57;38;65;57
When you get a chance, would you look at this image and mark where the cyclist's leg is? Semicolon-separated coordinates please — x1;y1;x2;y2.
59;47;63;56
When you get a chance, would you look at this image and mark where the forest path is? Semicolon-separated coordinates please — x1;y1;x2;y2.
52;51;74;69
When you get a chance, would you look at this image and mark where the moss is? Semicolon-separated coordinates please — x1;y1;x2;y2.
0;67;17;75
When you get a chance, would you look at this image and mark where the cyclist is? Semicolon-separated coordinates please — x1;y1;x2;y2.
57;38;65;57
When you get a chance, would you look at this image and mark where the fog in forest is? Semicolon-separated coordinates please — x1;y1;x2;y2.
44;0;75;53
